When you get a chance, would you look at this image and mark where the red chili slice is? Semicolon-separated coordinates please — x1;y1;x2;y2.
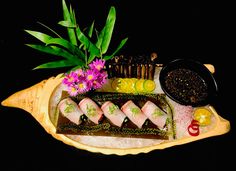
190;124;199;130
191;120;199;125
188;120;200;136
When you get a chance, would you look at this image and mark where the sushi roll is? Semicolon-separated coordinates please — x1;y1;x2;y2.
141;101;168;129
101;101;127;127
79;97;103;124
121;100;148;128
58;98;84;125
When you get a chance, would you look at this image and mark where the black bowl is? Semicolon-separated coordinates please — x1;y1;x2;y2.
159;59;218;106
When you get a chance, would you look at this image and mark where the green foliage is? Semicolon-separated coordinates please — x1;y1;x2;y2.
25;0;128;72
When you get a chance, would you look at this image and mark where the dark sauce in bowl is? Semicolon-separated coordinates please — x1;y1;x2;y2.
164;68;208;104
159;59;218;106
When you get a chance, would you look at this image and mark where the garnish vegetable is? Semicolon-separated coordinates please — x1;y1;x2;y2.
194;108;212;126
25;0;128;72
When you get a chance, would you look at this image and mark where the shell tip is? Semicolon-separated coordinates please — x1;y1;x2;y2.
1;95;18;108
1;99;8;107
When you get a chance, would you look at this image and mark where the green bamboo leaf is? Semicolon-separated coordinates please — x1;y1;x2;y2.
62;0;77;45
70;5;77;25
96;6;116;54
78;28;87;50
52;46;84;65
45;38;85;60
26;44;84;64
79;43;84;49
88;21;95;38
76;26;100;64
25;30;53;43
26;44;69;59
50;46;79;61
78;24;94;50
103;37;128;60
96;29;104;49
88;54;96;64
33;60;78;69
58;20;76;28
76;27;100;56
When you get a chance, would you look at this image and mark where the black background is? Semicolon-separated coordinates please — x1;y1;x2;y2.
0;0;234;170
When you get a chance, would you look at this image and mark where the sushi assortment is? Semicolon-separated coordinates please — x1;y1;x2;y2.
0;0;230;155
58;97;169;130
56;91;172;139
55;86;217;141
1;60;230;155
54;57;224;142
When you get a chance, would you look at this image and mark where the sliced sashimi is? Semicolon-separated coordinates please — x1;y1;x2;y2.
101;101;127;127
58;98;83;125
141;101;167;129
121;100;148;128
79;97;103;124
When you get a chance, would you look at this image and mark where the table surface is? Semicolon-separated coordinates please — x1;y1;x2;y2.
0;0;234;170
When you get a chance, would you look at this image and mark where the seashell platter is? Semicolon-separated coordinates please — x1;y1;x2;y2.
1;0;230;156
1;55;230;155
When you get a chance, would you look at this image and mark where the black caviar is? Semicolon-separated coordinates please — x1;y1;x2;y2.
164;68;208;104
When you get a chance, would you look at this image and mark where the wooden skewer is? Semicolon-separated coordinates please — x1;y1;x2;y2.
145;64;149;79
148;64;154;80
137;64;141;79
141;64;145;79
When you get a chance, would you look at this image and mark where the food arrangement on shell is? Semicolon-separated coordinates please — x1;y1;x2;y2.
1;54;230;155
1;0;230;155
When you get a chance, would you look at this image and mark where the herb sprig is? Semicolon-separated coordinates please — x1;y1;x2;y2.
25;0;128;72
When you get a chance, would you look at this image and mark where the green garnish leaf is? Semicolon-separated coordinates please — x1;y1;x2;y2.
103;37;128;60
25;0;128;72
25;44;80;62
86;104;97;117
79;21;94;50
88;21;95;38
64;102;75;113
152;108;164;118
131;107;140;116
76;27;100;57
62;0;77;45
96;6;116;54
33;60;79;69
108;104;119;115
45;38;85;60
25;30;53;43
58;20;76;28
69;5;77;25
